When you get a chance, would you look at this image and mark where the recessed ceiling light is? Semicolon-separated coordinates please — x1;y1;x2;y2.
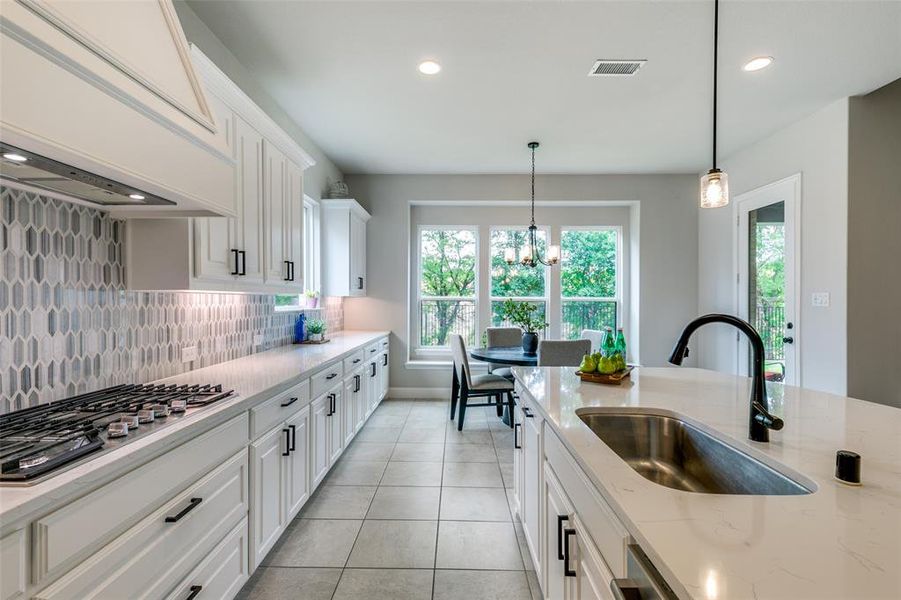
129;193;145;200
2;152;28;162
743;56;774;72
418;60;441;75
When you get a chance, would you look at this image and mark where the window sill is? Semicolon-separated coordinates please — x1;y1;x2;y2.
405;359;488;371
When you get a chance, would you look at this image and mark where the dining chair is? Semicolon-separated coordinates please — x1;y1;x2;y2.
485;326;522;380
537;339;592;367
449;334;515;431
581;329;605;353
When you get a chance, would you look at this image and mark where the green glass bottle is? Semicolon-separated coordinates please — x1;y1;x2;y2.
602;327;616;358
614;328;627;371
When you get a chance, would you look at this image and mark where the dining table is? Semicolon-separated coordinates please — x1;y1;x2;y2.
469;346;538;425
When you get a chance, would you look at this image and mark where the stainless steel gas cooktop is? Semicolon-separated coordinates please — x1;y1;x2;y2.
0;383;234;486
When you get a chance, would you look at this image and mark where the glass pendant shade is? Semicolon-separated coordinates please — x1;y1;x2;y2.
700;168;729;208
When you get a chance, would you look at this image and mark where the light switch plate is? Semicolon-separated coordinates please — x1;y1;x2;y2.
181;345;198;363
812;292;830;307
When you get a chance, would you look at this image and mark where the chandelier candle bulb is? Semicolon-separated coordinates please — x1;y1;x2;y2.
547;245;560;264
504;247;516;264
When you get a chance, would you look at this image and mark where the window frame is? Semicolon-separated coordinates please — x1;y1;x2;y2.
414;225;480;356
275;195;321;312
488;225;551;334
559;225;624;336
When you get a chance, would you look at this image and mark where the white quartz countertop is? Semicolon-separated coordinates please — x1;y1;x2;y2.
0;330;389;526
513;366;901;600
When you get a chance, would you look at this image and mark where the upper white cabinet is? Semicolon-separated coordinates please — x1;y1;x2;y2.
125;45;313;293
0;0;235;216
322;199;371;297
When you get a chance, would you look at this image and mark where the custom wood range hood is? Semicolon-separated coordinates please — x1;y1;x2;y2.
0;0;236;217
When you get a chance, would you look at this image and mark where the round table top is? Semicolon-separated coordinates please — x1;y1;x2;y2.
470;346;538;366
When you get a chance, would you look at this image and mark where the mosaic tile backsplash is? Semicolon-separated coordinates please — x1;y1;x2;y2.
0;186;344;413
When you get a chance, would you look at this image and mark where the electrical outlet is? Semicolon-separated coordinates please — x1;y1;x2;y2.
181;345;198;363
811;292;830;307
254;334;264;347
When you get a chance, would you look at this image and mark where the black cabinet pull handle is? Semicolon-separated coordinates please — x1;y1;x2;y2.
326;373;338;380
281;396;298;408
523;407;534;418
514;423;521;449
370;348;377;353
284;260;291;281
282;428;291;456
563;528;576;577
370;363;377;377
357;276;364;289
353;358;361;364
383;354;388;366
165;498;202;523
354;374;361;393
331;394;337;415
557;515;569;560
289;261;295;281
185;585;203;600
230;249;240;275
238;251;247;276
289;424;296;452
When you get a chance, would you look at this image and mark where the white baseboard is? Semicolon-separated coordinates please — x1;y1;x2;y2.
388;386;448;399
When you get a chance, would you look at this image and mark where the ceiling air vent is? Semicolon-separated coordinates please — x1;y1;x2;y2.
588;59;647;77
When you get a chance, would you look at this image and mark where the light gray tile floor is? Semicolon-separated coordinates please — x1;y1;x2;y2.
237;399;539;600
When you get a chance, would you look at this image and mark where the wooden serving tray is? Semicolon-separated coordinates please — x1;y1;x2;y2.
294;338;331;345
575;365;634;385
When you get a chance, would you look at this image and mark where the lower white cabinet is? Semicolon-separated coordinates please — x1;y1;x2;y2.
569;515;616;600
328;386;345;465
365;357;379;418
344;375;359;445
310;394;331;490
544;464;573;600
165;518;250;600
520;396;543;584
378;350;390;401
250;404;310;569
0;529;25;600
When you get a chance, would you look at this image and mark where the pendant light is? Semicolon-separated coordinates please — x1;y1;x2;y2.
700;0;729;208
506;142;560;268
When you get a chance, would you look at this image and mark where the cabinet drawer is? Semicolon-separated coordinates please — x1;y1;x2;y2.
36;449;248;600
544;428;629;577
311;363;343;398
380;337;389;350
32;413;249;586
250;379;310;439
1;528;25;600
166;517;249;600
343;351;365;372
364;342;380;358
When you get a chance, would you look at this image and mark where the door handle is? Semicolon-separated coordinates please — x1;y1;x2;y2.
514;423;521;449
371;363;377;377
282;428;291;455
557;515;569;560
326;373;338;380
288;424;296;452
383;354;388;366
230;249;240;275
289;261;295;281
354;374;361;393
523;407;534;418
330;394;336;415
165;498;202;523
563;528;576;577
185;585;203;600
782;337;794;344
284;260;291;281
281;396;298;408
238;250;247;276
357;276;364;290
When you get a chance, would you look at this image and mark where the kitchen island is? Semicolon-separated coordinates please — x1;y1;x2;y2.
512;366;900;600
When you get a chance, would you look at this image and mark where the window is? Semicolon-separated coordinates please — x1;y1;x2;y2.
417;227;478;347
490;228;548;333
275;196;320;310
560;228;619;339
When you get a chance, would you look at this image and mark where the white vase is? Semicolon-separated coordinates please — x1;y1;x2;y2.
309;333;323;342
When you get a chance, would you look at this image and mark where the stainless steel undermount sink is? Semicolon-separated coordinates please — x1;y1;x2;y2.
577;410;813;495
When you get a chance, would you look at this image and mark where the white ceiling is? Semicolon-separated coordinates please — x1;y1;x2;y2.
187;1;901;175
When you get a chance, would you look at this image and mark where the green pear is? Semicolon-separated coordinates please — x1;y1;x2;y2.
579;354;597;373
598;356;617;375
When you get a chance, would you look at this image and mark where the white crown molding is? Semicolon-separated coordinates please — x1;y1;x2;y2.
320;198;371;221
190;44;316;171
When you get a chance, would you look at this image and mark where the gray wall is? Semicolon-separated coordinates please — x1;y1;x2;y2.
173;1;342;202
696;99;850;396
343;174;698;393
847;79;901;408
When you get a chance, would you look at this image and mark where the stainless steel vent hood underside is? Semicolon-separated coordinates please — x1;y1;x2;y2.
1;143;174;207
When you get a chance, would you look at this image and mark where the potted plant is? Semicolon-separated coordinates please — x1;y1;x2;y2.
303;289;319;309
307;318;326;342
500;299;548;356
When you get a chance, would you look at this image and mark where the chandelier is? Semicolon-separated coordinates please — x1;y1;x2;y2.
699;0;729;208
505;142;560;268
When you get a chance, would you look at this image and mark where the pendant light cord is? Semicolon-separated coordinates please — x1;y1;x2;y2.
713;0;719;170
530;143;536;227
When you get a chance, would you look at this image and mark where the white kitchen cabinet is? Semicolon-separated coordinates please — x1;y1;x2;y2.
310;394;331;490
350;368;367;433
327;386;345;465
166;518;249;600
344;375;360;445
0;529;25;600
125;46;312;294
521;396;544;584
322;199;371;297
544;464;573;600
569;515;616;600
250;425;286;569
284;406;311;520
365;358;380;418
